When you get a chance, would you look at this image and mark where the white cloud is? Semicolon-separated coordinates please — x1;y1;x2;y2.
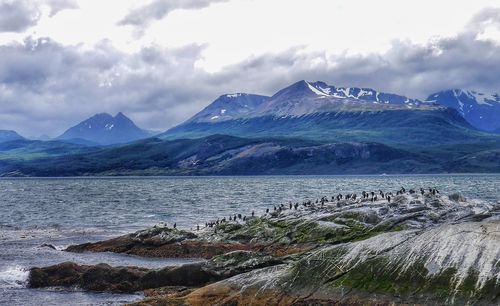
1;1;500;137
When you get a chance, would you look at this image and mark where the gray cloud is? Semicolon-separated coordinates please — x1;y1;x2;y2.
0;0;41;32
45;0;79;17
0;0;78;33
119;0;229;29
1;8;500;137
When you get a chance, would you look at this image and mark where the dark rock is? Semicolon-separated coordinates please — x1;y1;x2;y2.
449;192;467;202
28;251;283;293
39;243;57;250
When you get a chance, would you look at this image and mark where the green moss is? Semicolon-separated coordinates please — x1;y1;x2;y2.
324;257;499;303
214;214;388;246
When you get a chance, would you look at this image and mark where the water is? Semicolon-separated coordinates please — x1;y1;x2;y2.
0;175;499;305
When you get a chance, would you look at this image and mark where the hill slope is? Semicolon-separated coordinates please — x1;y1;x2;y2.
1;134;499;176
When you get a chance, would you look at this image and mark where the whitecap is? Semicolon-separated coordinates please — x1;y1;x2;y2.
0;266;29;288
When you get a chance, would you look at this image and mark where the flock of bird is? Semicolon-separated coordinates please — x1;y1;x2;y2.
161;187;440;231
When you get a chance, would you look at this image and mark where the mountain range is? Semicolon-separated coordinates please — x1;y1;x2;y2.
162;80;492;146
0;80;498;176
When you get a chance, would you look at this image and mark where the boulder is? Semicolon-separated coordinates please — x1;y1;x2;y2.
449;192;467;202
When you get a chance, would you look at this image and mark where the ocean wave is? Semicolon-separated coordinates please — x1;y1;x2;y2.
0;266;29;288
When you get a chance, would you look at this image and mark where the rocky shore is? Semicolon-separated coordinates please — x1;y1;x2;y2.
28;189;500;305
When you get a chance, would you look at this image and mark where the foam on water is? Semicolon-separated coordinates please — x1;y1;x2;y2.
0;266;29;288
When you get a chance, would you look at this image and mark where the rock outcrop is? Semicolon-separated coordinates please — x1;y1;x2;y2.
30;190;500;305
29;251;283;293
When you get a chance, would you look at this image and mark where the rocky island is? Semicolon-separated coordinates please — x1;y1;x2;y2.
28;188;500;305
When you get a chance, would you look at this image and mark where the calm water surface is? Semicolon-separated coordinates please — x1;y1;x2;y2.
0;175;499;305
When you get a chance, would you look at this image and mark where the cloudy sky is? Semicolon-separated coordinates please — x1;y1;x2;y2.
1;0;500;137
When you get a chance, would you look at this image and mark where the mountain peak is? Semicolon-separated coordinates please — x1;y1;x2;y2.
115;111;127;118
57;112;150;145
271;80;326;99
185;93;269;123
0;130;25;143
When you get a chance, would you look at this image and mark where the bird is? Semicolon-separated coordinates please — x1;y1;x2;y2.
173;223;177;229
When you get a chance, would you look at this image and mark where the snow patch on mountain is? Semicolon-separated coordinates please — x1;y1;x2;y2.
427;89;500;132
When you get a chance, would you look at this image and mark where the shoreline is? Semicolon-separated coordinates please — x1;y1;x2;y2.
1;172;500;179
26;189;500;305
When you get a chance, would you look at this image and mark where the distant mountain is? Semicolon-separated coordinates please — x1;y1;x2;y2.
162;80;492;145
252;80;425;117
427;89;500;132
57;112;150;145
187;93;269;123
0;130;24;143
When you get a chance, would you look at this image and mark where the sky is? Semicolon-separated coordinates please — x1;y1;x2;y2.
1;0;500;137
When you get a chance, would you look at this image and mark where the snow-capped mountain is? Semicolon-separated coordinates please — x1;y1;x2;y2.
426;89;500;132
187;93;269;123
162;80;476;145
252;80;427;117
183;80;431;124
273;80;422;104
58;112;151;145
0;130;24;143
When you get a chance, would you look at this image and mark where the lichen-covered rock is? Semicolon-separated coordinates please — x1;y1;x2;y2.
203;250;283;278
133;226;198;244
49;191;500;305
178;220;500;305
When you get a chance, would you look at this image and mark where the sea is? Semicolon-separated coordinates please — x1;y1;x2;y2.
0;175;499;305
